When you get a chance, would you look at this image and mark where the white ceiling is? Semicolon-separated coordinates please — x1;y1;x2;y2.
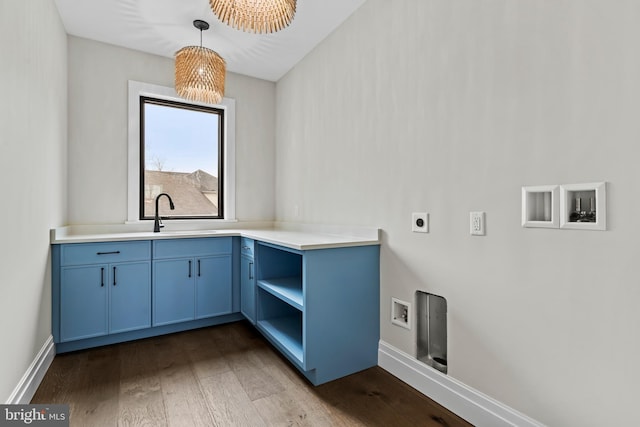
54;0;366;82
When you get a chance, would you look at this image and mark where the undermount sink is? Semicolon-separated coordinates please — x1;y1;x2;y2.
158;230;217;235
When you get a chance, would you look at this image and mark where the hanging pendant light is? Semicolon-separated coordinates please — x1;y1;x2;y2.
175;20;226;104
209;0;296;34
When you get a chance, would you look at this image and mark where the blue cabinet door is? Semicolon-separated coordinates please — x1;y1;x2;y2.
240;255;256;324
109;261;151;334
60;265;108;342
153;259;195;326
196;255;232;319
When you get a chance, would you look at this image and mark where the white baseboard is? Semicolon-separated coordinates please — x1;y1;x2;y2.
6;335;55;404
378;341;545;427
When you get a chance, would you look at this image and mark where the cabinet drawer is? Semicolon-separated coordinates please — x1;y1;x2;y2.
61;241;151;266
240;238;254;258
153;237;232;259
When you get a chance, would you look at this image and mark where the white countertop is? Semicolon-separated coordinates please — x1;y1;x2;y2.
50;222;380;251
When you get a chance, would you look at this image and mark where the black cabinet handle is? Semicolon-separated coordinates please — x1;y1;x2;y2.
97;251;120;255
188;260;192;278
100;267;104;287
249;261;253;280
113;266;117;286
198;259;201;277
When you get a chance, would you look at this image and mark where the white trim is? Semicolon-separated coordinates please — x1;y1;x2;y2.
223;98;236;221
378;341;545;427
521;185;559;229
559;182;606;231
127;80;236;223
6;336;55;404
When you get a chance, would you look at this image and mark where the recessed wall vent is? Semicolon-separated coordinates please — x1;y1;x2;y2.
416;291;448;374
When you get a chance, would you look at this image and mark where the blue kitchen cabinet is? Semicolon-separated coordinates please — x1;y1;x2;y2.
60;265;108;341
108;262;152;333
240;238;256;324
51;231;379;382
196;255;233;319
56;241;151;342
153;237;232;326
153;258;195;326
53;236;240;353
255;241;380;385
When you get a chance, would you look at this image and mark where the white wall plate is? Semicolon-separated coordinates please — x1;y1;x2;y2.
521;185;559;228
391;297;411;329
470;212;486;236
412;212;429;233
560;182;607;231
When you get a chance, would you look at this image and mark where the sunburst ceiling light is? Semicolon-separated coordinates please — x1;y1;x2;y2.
175;20;226;104
209;0;296;34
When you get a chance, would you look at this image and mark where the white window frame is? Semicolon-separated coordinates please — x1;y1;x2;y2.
127;80;236;223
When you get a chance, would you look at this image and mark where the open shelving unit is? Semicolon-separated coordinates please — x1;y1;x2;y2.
257;277;303;310
256;290;303;366
254;242;305;368
252;240;380;385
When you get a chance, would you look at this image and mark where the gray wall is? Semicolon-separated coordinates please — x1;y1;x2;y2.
68;36;276;225
0;0;67;402
275;1;640;425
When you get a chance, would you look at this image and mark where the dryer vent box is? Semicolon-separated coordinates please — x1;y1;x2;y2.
416;291;447;374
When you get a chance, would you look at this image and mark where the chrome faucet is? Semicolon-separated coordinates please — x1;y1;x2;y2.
154;193;175;232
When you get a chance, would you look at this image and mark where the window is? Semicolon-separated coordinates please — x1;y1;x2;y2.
140;97;223;219
128;81;236;223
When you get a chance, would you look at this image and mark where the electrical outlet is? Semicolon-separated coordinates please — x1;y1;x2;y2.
470;212;485;236
391;298;411;329
412;212;429;233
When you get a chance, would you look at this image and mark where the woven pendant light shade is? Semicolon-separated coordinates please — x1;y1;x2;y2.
209;0;296;33
175;46;226;104
175;20;226;105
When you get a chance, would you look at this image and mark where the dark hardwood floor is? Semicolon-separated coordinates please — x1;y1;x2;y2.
32;321;472;426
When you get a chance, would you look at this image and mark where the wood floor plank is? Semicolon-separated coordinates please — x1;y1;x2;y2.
33;321;472;427
154;334;215;427
351;367;469;427
313;366;471;427
314;376;410;427
232;363;286;402
252;388;330;427
207;323;266;370
180;328;231;380
32;350;88;405
199;371;266;427
117;339;166;427
208;322;286;401
66;346;121;426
